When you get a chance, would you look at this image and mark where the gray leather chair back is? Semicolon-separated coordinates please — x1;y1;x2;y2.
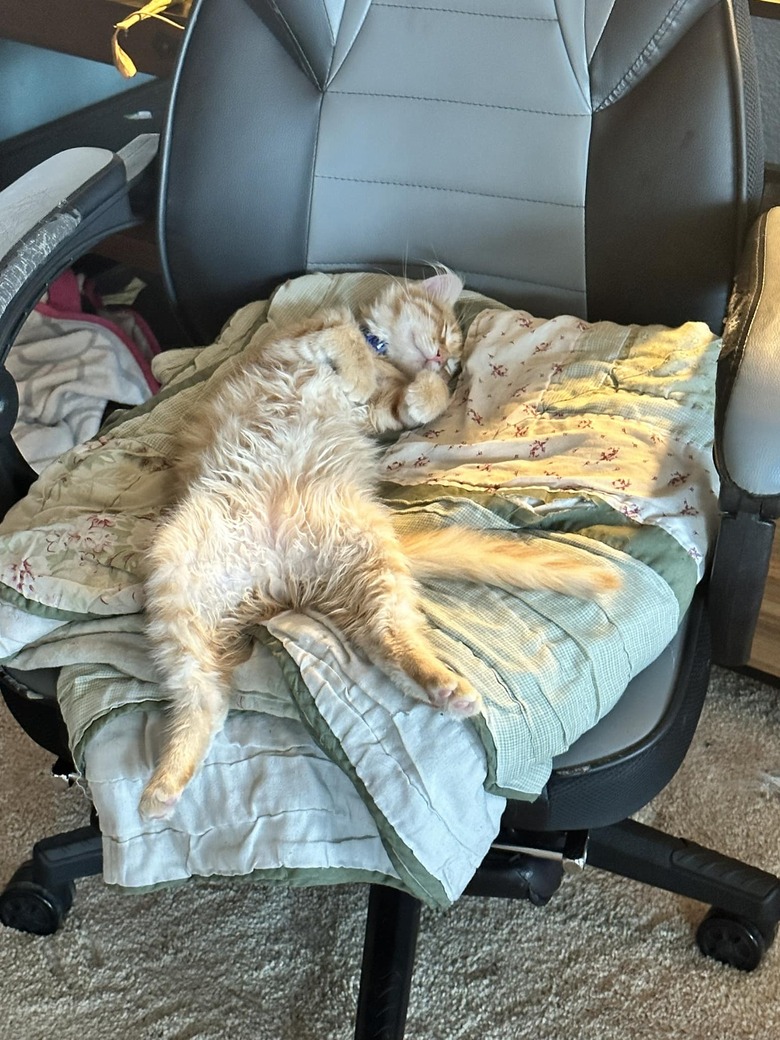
158;0;762;344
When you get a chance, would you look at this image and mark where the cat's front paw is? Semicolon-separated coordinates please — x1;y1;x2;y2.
402;370;450;426
339;361;379;404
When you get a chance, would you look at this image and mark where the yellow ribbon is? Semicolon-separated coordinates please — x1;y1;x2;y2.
112;1;185;78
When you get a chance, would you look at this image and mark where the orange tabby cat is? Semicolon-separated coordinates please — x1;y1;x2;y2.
139;271;618;818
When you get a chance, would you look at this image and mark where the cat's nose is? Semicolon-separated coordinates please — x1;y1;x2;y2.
426;352;443;370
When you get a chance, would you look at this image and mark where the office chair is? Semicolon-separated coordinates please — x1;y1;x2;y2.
1;2;780;1038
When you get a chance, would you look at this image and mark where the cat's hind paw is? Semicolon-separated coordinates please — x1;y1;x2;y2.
139;777;183;821
426;675;483;717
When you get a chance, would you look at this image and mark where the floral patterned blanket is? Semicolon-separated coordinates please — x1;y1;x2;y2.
0;273;720;905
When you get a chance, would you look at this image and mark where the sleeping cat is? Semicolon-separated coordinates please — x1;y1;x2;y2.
139;270;619;819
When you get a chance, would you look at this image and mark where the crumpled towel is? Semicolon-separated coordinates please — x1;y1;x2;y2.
8;268;160;472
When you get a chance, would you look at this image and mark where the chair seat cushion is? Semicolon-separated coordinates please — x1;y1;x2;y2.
0;273;720;905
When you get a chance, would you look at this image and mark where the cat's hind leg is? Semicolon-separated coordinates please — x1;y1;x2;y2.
138;621;246;819
139;669;231;820
335;559;483;718
376;621;483;717
139;498;255;819
378;628;482;719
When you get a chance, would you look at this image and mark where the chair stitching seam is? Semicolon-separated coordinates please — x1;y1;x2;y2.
328;89;588;119
266;0;318;83
320;0;336;43
315;174;581;209
584;0;616;63
305;97;326;266
551;0;591;110
372;3;556;21
594;0;690;111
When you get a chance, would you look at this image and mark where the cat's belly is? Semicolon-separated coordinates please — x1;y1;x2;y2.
202;412;386;613
242;478;391;613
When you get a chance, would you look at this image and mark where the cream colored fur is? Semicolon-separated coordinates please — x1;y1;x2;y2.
139;274;619;819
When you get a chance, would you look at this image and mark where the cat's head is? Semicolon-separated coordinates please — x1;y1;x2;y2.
360;268;464;378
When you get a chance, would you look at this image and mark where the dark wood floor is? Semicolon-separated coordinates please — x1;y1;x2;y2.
750;537;780;676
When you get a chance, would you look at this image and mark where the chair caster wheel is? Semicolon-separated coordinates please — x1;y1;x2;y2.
0;861;75;935
696;908;776;971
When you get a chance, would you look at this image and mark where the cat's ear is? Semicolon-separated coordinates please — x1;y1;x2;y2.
420;268;464;306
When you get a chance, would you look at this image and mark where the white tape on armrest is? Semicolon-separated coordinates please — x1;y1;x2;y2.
0;213;81;318
0;147;114;265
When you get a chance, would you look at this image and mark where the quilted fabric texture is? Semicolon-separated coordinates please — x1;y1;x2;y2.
0;272;719;902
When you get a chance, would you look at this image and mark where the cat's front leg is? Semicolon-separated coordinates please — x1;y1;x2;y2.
398;370;451;427
314;326;380;404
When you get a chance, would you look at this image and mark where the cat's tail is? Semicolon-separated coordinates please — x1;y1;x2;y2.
398;527;621;601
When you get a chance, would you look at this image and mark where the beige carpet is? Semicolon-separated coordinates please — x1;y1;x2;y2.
2;666;780;1040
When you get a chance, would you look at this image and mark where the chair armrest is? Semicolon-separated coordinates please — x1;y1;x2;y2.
709;206;780;667
0;134;159;519
0;133;159;355
717;206;780;505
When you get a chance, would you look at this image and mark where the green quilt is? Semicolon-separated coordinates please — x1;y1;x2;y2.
0;273;720;905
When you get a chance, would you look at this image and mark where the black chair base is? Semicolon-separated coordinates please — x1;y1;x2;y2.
0;823;102;936
3;812;779;1032
353;819;780;1040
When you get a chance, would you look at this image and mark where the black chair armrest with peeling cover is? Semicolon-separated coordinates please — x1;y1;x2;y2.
710;207;780;666
0;134;159;518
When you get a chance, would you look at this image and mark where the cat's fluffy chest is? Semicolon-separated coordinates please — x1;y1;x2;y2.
188;354;384;590
200;356;377;483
